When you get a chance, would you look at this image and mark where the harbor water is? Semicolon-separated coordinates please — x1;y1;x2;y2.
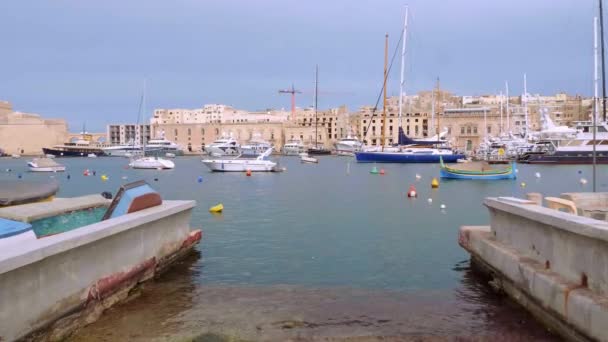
2;156;604;340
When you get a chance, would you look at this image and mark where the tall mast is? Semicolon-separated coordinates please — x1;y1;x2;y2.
382;33;388;150
398;7;408;129
594;16;599;192
499;91;503;135
523;73;528;138
600;0;607;122
314;65;319;147
436;78;441;136
430;86;435;136
505;81;510;133
143;79;147;155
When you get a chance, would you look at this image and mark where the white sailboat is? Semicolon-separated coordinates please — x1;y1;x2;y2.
129;81;175;170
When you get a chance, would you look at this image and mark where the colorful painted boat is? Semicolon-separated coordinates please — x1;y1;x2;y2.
439;156;516;180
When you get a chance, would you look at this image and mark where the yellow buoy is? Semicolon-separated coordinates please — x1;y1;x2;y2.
101;175;109;181
431;177;439;188
209;203;224;213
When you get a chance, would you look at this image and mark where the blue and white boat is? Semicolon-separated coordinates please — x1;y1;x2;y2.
439;156;516;180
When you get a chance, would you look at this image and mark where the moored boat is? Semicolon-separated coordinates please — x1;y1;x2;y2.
282;139;306;155
129;156;175;169
202;147;277;172
439;156;516;180
299;153;318;163
27;158;66;172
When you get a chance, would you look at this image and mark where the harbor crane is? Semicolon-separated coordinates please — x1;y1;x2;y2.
278;84;301;120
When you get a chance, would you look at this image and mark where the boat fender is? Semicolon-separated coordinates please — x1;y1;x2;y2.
407;185;417;198
101;191;113;199
431;178;439;188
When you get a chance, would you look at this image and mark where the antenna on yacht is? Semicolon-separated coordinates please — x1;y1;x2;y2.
523;73;528;139
505;81;510;133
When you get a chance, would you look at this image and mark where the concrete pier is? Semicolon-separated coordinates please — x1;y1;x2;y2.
460;196;608;341
0;199;201;341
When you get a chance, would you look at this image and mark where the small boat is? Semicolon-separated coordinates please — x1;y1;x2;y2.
299;153;318;164
439;156;516;180
27;158;66;172
11;154;21;159
282;139;306;155
129;156;175;170
202;147;277;172
45;154;56;159
87;153;97;158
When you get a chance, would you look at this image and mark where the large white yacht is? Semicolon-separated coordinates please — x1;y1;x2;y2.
282;139;305;155
202;148;277;172
334;135;363;156
145;138;184;156
204;136;240;157
129;156;175;169
241;133;272;157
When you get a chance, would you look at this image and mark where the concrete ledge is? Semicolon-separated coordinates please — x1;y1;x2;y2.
0;199;199;341
460;226;608;342
0;194;111;222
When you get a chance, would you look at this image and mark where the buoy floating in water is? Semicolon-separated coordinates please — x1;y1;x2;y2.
427;198;433;204
440;204;446;210
67;174;71;180
83;169;90;176
101;175;108;181
379;169;385;175
535;172;541;178
431;178;439;188
415;174;421;180
407;185;417;198
197;176;203;183
580;178;588;185
370;166;379;174
121;176;128;180
520;182;526;188
246;169;252;176
209;203;224;213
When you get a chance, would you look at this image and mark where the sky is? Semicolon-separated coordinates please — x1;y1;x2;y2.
0;0;600;132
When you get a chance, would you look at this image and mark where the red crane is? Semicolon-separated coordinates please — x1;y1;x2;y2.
278;84;301;120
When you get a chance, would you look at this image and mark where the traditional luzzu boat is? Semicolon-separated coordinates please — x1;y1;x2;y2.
439;156;516;180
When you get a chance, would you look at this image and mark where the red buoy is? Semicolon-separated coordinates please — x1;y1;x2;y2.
407;185;417;198
246;169;252;176
379;169;385;175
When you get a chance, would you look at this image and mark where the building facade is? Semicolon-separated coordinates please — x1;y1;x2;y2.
107;124;151;145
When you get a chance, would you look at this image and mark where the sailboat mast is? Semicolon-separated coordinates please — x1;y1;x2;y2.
143;79;147;156
398;7;408;129
382;34;388;150
431;87;435;136
594;16;599;192
314;65;318;147
601;0;607;122
505;81;510;132
436;78;441;136
523;74;528;138
499;91;503;135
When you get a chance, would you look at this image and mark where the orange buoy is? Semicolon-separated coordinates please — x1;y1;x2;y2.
407;185;417;198
379;169;385;175
246;169;252;176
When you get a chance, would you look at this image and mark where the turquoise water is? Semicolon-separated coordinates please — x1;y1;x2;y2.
31;206;106;237
1;156;605;339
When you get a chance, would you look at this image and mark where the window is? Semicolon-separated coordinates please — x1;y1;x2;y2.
201;128;205;135
188;128;191;135
467;126;471;134
461;127;465;134
487;126;491;134
473;126;478;134
174;129;178;136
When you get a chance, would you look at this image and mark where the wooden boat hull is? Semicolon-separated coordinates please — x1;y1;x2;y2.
439;167;516;180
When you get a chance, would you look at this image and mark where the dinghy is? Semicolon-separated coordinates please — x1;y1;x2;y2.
439;156;516;180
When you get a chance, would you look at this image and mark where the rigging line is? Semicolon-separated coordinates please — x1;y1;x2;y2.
362;28;405;142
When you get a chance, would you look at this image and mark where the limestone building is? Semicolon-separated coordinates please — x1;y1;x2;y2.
0;101;68;155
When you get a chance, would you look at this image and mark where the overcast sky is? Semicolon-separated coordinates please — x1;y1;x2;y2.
0;0;600;131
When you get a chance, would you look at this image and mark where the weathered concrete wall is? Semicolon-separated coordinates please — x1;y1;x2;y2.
0;200;199;341
460;196;608;341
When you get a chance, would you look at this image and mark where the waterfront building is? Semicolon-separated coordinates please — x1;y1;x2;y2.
0;100;68;155
107;124;151;145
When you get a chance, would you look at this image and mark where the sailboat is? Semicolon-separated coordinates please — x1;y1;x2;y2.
355;8;465;164
129;81;175;170
307;65;331;155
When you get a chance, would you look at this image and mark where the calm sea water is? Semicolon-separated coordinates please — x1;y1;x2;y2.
2;156;605;340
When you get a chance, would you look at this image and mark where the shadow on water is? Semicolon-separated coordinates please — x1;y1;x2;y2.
70;255;558;341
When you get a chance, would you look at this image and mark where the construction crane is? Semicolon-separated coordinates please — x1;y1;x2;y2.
278;84;302;120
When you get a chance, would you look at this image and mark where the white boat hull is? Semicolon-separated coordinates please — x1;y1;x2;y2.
28;166;66;172
129;157;175;169
202;159;276;172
